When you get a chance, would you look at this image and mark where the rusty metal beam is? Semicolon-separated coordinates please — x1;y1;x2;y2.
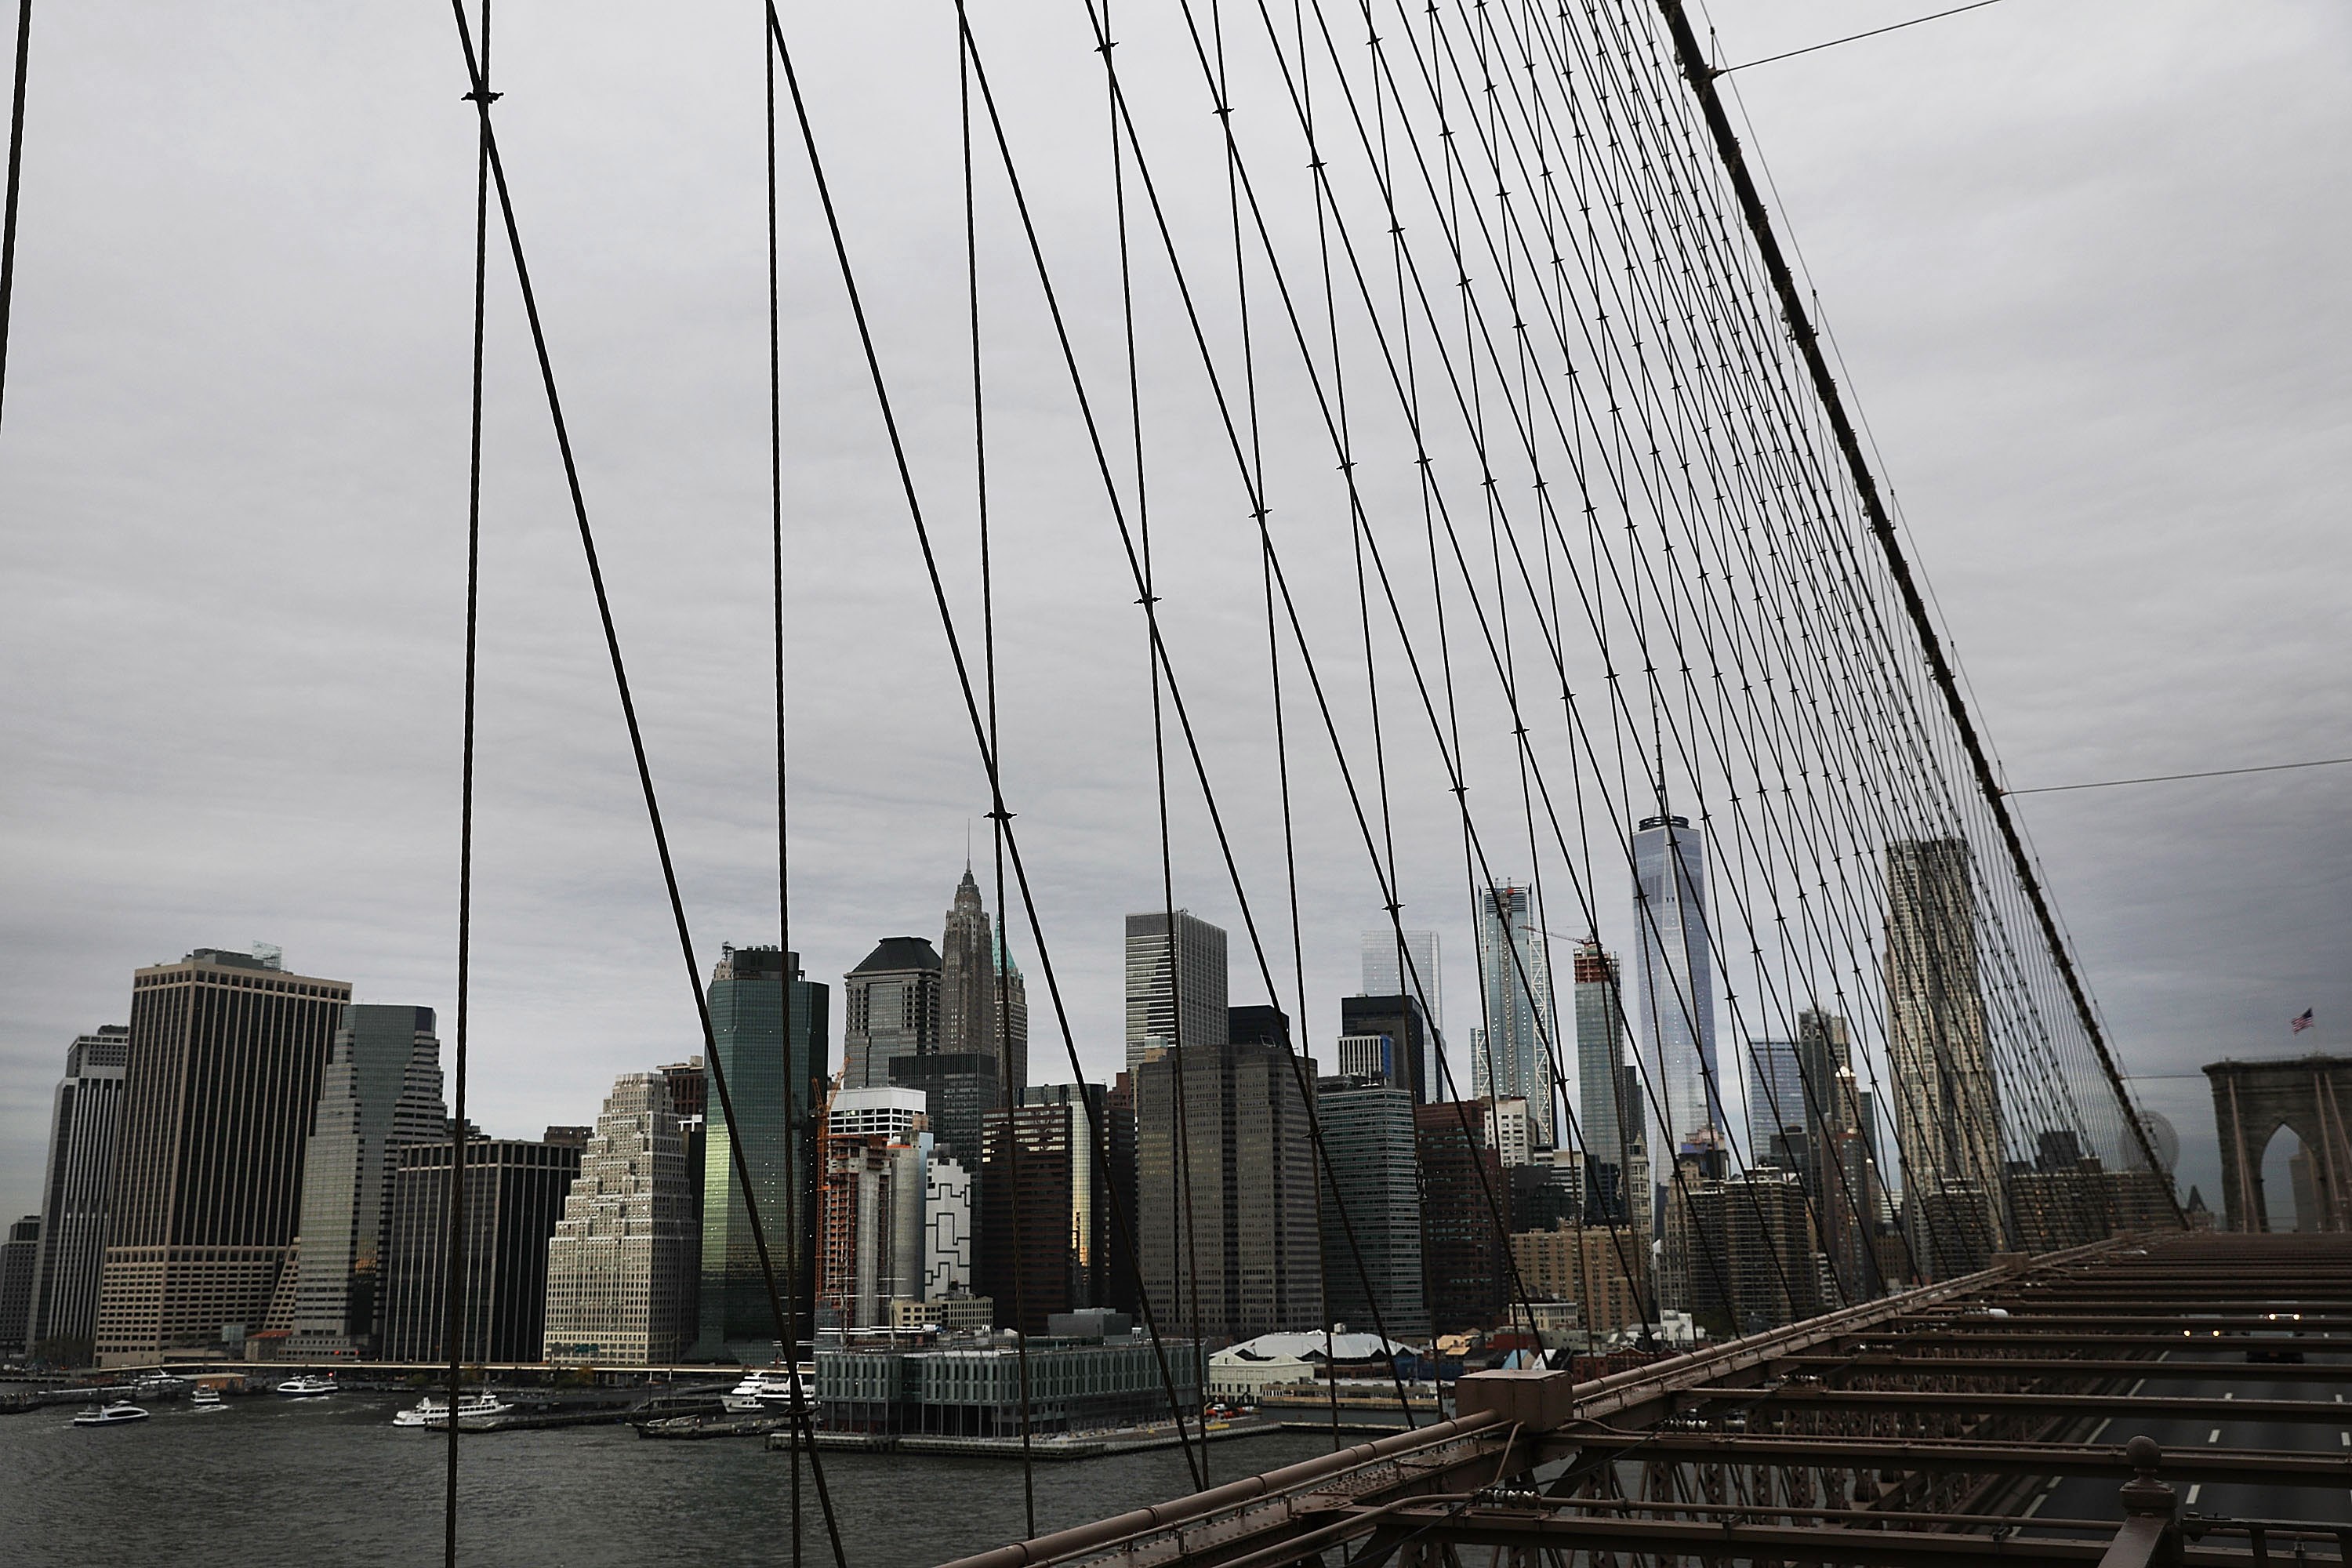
1541;1428;2352;1486
1684;1385;2352;1425
1782;1354;2352;1384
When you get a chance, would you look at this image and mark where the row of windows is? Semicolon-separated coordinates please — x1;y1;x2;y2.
135;970;348;1000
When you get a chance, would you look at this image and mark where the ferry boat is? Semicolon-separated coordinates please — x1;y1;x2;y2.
392;1392;514;1428
720;1367;813;1414
274;1374;339;1399
131;1374;183;1400
189;1385;227;1412
73;1401;151;1427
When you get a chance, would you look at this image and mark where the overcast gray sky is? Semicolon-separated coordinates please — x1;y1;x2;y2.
1;1;2344;1221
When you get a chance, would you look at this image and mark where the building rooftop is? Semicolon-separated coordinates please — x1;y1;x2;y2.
851;936;941;974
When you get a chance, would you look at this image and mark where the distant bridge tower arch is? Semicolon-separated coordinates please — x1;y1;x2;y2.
2206;1054;2352;1232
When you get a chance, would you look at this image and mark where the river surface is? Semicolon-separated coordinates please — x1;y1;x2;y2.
2;1394;1340;1566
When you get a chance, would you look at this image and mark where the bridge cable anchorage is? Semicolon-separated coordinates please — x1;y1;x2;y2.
0;0;31;423
441;5;854;1563
442;5;488;1564
1653;0;2182;1220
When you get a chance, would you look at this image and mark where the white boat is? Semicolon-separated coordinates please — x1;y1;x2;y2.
721;1367;813;1414
393;1392;514;1428
190;1385;227;1412
274;1374;339;1399
132;1374;184;1400
73;1401;151;1427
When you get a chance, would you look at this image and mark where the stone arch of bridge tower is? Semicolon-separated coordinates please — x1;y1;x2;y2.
2205;1055;2352;1233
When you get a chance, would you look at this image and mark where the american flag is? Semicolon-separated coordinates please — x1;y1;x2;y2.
2292;1008;2315;1034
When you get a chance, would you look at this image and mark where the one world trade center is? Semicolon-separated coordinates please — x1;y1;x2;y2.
1632;814;1722;1156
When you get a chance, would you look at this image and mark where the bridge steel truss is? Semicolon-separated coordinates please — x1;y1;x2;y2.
938;1233;2352;1568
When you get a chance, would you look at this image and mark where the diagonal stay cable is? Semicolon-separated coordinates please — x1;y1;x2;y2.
439;6;849;1562
0;0;32;423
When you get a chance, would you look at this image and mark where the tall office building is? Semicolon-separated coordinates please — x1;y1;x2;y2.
1360;929;1442;1030
843;938;940;1090
1744;1039;1808;1159
289;1006;445;1356
817;1087;927;1329
1415;1102;1512;1334
889;1053;999;1172
979;1093;1105;1334
1339;993;1433;1104
378;1134;581;1363
1885;838;2005;1272
543;1074;696;1366
1632;815;1721;1156
938;868;1029;1101
1470;884;1558;1145
1124;911;1229;1072
659;1055;707;1336
1102;1072;1142;1316
1135;1036;1321;1343
0;1218;38;1358
1314;1076;1429;1338
1570;943;1639;1222
698;946;829;1359
25;1028;129;1365
97;947;351;1364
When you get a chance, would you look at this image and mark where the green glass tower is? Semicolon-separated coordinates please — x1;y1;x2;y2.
695;945;829;1360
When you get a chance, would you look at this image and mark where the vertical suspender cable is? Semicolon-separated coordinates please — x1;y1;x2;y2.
1651;0;2180;1222
443;6;490;1562
956;0;1036;1535
764;4;813;1560
438;9;850;1564
0;0;28;423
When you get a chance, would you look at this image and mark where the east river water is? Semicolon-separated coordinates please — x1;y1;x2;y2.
2;1393;1341;1566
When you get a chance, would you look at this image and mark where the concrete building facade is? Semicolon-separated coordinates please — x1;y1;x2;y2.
543;1074;696;1366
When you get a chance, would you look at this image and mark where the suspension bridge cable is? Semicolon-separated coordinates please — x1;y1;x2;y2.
441;5;489;1563
0;0;31;423
1650;0;2180;1218
960;4;1440;1418
765;2;815;1556
440;10;851;1565
1713;0;2011;77
761;0;1207;1490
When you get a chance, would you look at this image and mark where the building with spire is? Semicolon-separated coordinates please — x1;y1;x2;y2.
289;1006;446;1356
543;1073;696;1366
1632;816;1721;1157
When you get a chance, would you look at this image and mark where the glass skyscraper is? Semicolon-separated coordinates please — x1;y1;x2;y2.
1471;884;1557;1145
1632;815;1721;1156
696;944;829;1359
